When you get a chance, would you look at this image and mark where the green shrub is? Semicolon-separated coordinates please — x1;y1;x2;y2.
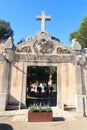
28;103;52;112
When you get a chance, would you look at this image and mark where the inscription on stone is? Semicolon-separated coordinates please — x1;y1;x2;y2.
16;54;73;63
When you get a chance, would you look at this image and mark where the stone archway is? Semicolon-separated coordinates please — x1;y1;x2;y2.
22;62;59;108
0;11;86;112
21;61;77;109
3;31;79;110
0;33;83;111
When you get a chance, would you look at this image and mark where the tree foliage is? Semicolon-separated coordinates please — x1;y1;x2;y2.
0;19;13;41
69;16;87;47
27;66;57;85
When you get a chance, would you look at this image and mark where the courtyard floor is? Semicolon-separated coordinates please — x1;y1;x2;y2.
0;108;87;130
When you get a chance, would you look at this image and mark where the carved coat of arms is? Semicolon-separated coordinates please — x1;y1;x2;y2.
34;39;54;55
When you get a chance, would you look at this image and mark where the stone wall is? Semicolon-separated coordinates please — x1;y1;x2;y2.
59;63;76;106
8;62;24;105
8;62;77;108
76;66;87;112
83;67;87;95
0;62;4;93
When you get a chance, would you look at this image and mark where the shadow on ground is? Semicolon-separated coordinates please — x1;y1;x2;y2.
0;124;13;130
53;117;65;122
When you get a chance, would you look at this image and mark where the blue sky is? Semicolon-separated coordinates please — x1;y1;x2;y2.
0;0;87;46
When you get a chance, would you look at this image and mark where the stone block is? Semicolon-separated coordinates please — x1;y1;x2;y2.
76;95;87;112
0;93;7;111
71;39;81;51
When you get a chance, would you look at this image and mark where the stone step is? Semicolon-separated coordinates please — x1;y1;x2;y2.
64;106;76;111
6;105;19;110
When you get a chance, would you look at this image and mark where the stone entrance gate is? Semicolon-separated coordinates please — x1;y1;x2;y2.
0;11;87;112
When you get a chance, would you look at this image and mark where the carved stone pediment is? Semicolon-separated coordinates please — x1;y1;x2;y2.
16;32;71;55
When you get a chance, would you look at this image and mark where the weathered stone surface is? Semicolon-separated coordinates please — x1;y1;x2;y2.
16;31;71;57
76;95;86;112
15;54;74;63
36;10;51;32
1;61;10;93
8;62;24;105
59;63;76;106
0;93;7;110
71;39;81;51
82;67;87;95
0;62;4;93
4;37;14;49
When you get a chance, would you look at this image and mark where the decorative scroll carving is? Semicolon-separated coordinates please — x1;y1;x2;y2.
57;47;71;54
16;46;32;53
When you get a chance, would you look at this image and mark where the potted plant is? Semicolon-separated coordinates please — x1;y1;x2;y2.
28;103;53;122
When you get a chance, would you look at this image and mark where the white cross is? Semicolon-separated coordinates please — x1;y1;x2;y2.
36;10;51;32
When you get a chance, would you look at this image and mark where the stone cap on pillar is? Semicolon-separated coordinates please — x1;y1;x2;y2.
71;39;81;51
4;37;14;49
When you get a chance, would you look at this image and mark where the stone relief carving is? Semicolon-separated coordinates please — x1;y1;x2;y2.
35;32;52;42
33;38;54;54
57;47;71;54
16;32;73;56
25;36;35;44
16;46;32;53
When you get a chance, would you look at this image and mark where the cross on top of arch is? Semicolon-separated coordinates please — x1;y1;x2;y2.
36;10;51;32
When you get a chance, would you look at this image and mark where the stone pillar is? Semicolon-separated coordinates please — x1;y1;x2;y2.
21;62;27;108
57;65;62;109
1;61;10;93
0;60;11;110
76;65;82;95
76;65;84;112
